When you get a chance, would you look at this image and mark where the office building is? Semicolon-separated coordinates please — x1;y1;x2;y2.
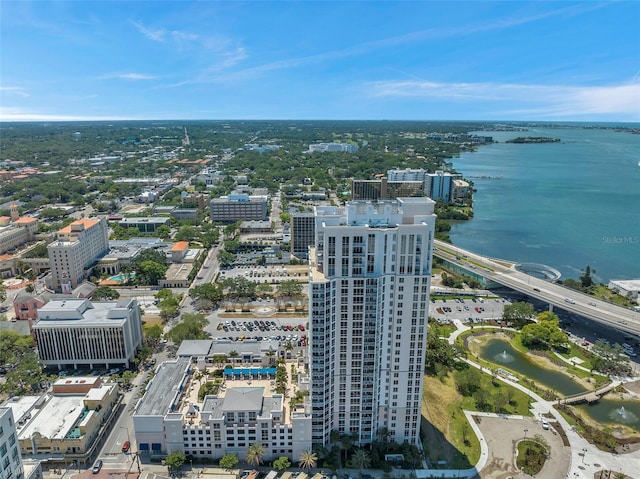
33;298;143;370
47;218;109;293
290;212;315;260
309;198;435;447
209;194;268;223
0;407;24;479
308;143;358;153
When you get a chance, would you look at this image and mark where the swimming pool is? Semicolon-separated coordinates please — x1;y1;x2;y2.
224;367;276;377
108;272;136;282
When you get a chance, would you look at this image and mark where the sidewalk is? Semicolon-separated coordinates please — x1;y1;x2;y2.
445;320;639;479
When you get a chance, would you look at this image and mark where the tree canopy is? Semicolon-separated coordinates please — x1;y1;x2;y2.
520;312;569;351
165;313;209;344
502;301;535;328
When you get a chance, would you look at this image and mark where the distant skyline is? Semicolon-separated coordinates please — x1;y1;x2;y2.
1;1;639;122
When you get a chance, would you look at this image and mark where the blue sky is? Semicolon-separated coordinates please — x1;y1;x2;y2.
1;1;639;122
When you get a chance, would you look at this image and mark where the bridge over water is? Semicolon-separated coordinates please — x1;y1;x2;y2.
557;381;620;405
433;240;640;337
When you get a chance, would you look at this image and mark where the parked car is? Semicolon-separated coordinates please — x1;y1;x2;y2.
122;441;130;453
92;460;103;474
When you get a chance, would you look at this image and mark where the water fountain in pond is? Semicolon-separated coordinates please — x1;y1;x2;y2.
608;406;639;425
494;349;515;364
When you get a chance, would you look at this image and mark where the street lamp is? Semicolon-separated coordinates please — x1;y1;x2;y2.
581;448;587;464
523;428;528;441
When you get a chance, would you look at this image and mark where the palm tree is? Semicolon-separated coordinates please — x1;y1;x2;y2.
350;448;371;471
298;450;318;471
340;433;356;466
613;473;627;479
246;443;265;467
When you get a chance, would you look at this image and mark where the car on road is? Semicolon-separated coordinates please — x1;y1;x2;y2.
533;287;540;292
122;441;130;453
92;460;103;474
541;419;549;430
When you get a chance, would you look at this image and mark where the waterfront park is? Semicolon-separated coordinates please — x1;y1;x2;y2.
420;310;640;478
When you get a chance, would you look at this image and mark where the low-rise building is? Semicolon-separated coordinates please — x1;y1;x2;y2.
33;298;143;370
0;214;38;255
3;378;119;465
132;358;311;462
117;217;170;233
608;279;640;300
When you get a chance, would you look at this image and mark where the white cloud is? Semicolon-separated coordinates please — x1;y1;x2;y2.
97;72;158;81
366;80;640;119
0;106;131;122
0;86;30;98
130;20;165;42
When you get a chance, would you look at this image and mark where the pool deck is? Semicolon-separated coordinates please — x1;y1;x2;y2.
176;362;303;426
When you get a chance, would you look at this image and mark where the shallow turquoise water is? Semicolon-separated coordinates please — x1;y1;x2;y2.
449;127;640;283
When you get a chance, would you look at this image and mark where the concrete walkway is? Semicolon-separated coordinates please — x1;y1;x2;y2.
432;320;640;479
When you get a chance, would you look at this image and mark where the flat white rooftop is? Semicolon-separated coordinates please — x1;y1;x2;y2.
18;395;85;440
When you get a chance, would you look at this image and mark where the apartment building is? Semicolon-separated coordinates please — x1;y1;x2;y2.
33;298;142;370
0;407;23;479
353;169;463;204
309;198;435;447
47;218;109;292
133;359;311;461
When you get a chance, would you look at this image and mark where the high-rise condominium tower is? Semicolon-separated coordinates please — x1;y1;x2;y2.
309;198;435;446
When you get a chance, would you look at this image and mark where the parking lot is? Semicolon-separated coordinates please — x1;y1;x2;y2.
219;264;308;284
429;296;510;324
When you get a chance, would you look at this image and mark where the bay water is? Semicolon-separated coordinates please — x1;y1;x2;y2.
449;126;640;283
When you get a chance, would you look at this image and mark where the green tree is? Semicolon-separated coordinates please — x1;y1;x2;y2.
156;225;171;239
298;450;318;471
454;366;482;396
272;456;291;472
137;260;167;285
217;250;235;267
1;352;46;396
502;301;535;328
175;225;199;242
165;313;209;344
92;285;120;301
246;443;265;467
0;331;36;368
190;283;223;304
579;265;594;289
143;324;164;346
219;453;239;470
350;448;371;471
0;279;6;303
165;451;186;473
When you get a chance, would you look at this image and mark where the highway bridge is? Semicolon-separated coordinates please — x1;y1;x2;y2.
433;240;640;337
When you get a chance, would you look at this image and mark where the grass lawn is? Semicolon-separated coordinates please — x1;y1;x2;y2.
422;370;532;469
142;315;163;327
516;440;548;475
